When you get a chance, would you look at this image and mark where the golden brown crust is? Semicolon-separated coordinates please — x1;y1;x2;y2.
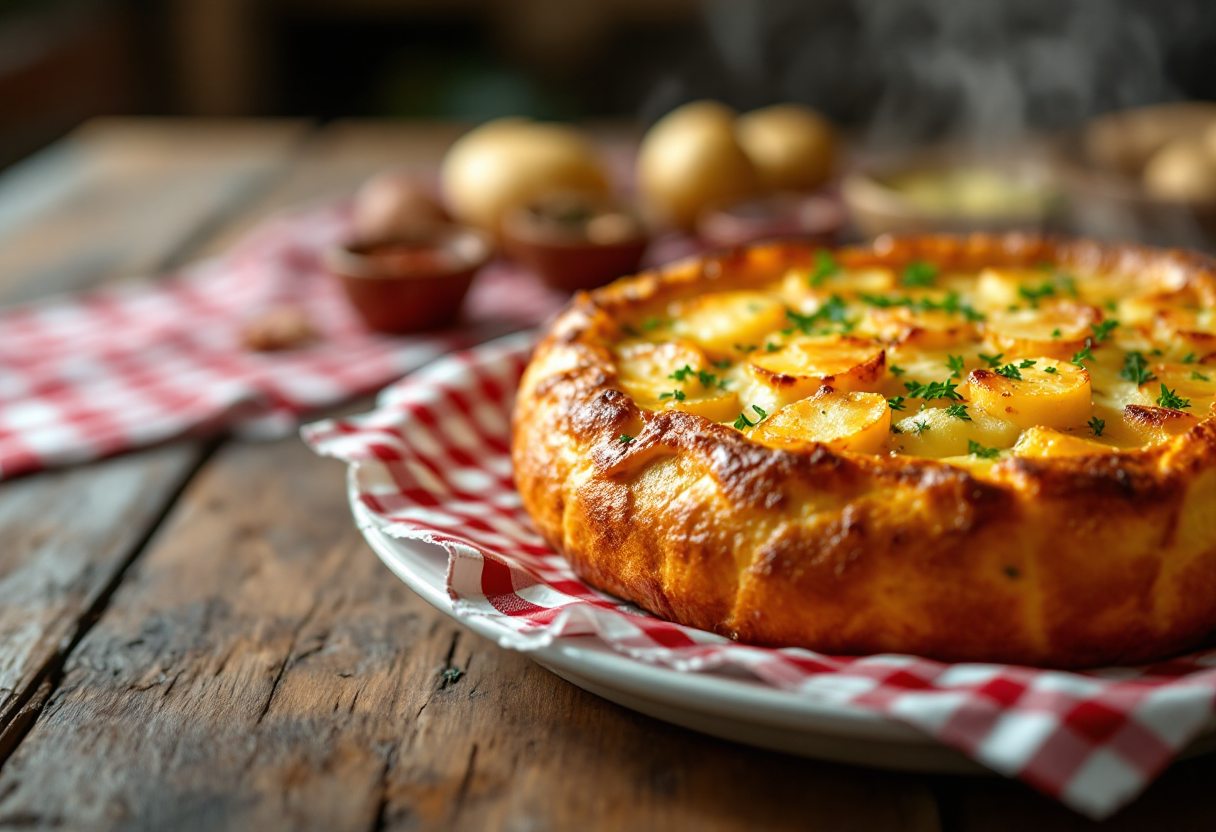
512;234;1216;668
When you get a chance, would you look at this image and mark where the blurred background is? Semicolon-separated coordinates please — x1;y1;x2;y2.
6;0;1216;256
5;0;1216;170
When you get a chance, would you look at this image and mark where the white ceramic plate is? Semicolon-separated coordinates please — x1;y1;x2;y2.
356;496;1216;776
357;509;978;773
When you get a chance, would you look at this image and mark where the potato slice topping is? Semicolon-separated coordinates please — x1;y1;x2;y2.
670;291;787;354
1152;308;1216;356
967;359;1092;430
1013;426;1114;457
1144;363;1216;415
983;302;1103;360
974;267;1064;311
891;406;1019;458
752;387;890;454
617;340;708;393
748;335;886;401
1123;404;1200;445
862;306;977;349
617;339;740;421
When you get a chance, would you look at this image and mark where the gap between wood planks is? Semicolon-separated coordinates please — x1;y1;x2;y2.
0;440;222;767
0;119;320;761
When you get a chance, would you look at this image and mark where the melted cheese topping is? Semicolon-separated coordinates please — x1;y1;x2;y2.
612;261;1216;465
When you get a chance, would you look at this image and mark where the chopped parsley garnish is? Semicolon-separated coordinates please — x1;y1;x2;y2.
978;352;1005;369
734;343;758;353
1182;352;1197;364
1070;339;1094;368
901;260;939;288
858;291;984;322
946;355;965;378
968;440;1001;459
1087;416;1105;437
994;363;1023;381
642;317;663;331
1119;352;1156;385
668;365;727;389
1018;283;1056;307
1018;359;1037;369
1051;328;1062;339
733;405;768;430
944;403;971;421
1105;300;1118;312
766;342;780;352
1091;320;1119;342
889;365;906;376
712;359;732;370
912;420;931;435
887;395;907;411
1156;384;1191;410
1192;370;1211;381
1055;274;1079;297
658;389;686;401
1043;366;1058;374
618;434;634;445
903;378;964;401
786;295;851;334
808;249;839;287
890;424;903;434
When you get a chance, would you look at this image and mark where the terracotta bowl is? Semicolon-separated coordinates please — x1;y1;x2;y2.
502;194;648;293
325;224;492;333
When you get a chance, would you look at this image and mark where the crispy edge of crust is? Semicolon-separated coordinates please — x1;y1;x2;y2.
511;233;1216;668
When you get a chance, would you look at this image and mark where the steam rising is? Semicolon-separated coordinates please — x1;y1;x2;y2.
648;0;1205;146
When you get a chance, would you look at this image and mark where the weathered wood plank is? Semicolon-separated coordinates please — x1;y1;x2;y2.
0;117;311;300
0;446;204;741
0;434;940;832
0;119;311;748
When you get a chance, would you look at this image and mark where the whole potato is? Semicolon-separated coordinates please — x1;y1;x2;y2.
441;118;610;237
637;100;758;230
1143;137;1216;203
736;103;837;192
352;169;447;244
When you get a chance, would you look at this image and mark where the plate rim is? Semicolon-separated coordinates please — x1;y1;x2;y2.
353;496;939;747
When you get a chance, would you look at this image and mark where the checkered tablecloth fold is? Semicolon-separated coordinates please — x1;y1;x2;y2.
0;201;566;479
303;331;1216;821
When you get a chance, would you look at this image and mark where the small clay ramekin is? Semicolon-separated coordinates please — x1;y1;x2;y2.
325;224;492;333
502;194;648;293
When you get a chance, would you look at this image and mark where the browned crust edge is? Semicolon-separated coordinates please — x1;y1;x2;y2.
512;233;1216;668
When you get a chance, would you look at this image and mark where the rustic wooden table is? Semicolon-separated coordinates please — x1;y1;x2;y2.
0;118;1210;832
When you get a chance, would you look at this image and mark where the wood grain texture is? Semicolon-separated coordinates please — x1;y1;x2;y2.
0;435;939;832
0;118;310;301
0;119;308;752
0;447;204;748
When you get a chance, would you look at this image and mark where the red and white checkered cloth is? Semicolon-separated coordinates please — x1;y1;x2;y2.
0;201;568;479
303;331;1216;821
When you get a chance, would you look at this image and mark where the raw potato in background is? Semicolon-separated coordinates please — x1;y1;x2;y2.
636;101;759;230
441;118;610;238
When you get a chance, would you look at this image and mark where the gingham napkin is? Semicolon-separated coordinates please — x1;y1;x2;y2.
0;201;567;480
303;331;1216;821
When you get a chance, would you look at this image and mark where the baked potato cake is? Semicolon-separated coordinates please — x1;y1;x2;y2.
511;235;1216;668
